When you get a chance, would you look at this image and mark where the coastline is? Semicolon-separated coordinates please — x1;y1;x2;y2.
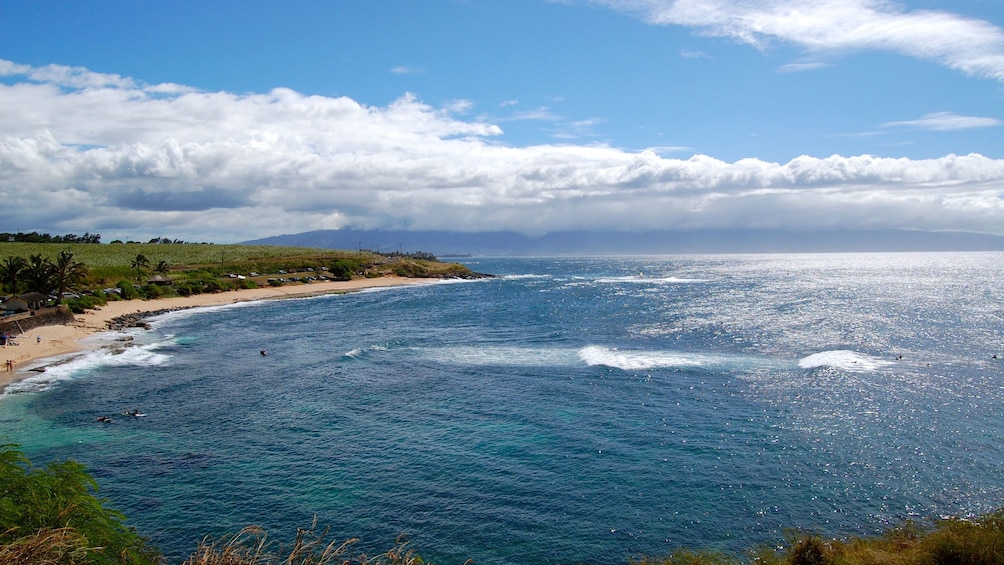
0;275;430;390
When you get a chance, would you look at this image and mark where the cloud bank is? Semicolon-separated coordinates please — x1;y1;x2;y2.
590;0;1004;81
1;59;1003;242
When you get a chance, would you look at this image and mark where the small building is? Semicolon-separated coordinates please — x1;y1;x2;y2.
3;296;28;313
147;275;174;286
4;292;49;312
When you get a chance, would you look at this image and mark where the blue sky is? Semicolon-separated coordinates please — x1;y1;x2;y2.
1;0;1002;243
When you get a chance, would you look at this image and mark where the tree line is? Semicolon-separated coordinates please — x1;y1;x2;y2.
0;231;201;245
0;251;88;304
1;231;101;244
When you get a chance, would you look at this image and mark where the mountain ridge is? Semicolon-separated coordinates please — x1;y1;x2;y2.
244;229;1004;255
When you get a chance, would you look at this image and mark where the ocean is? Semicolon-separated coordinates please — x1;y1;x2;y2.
3;253;1004;564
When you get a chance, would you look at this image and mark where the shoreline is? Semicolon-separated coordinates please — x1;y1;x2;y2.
0;276;430;390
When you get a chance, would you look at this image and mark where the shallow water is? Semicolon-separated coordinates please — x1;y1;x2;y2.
4;253;1004;564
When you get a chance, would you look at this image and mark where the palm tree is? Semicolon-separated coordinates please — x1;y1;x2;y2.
131;254;150;282
0;256;27;294
154;260;170;276
24;253;54;294
51;250;88;304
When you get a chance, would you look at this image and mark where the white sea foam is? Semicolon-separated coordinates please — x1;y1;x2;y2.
798;350;895;373
3;335;174;395
417;345;580;367
414;344;780;371
501;274;551;280
595;275;709;284
577;345;784;372
344;344;390;359
145;300;264;327
579;345;711;370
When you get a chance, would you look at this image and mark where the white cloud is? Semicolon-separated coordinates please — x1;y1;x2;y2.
503;107;561;121
679;49;710;58
884;111;1002;131
777;61;830;73
1;59;1004;242
391;65;422;74
589;0;1004;81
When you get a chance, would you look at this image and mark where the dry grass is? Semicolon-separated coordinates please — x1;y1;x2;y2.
0;527;93;564
634;512;1004;565
182;522;446;565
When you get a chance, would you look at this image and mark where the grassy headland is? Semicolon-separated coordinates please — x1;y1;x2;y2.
0;241;480;313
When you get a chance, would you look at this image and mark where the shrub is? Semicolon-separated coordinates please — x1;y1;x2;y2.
0;442;159;564
141;283;166;299
328;259;360;281
788;536;827;565
66;294;106;314
115;280;140;300
920;511;1004;565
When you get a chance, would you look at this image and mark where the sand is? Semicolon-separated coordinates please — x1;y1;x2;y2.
0;276;430;389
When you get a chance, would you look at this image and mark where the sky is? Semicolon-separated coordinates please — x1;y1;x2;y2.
0;0;1002;244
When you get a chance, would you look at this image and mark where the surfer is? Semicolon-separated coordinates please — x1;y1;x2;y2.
260;349;268;356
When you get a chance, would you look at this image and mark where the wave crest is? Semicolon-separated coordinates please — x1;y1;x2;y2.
798;350;895;373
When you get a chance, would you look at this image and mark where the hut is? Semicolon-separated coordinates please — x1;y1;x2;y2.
147;274;174;286
3;296;28;313
19;292;50;310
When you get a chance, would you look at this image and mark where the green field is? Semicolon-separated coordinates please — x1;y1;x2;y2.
0;242;474;311
0;242;360;271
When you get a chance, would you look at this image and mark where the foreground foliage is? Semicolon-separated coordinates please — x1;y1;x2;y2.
5;442;1004;564
635;511;1004;565
184;525;439;565
0;442;159;564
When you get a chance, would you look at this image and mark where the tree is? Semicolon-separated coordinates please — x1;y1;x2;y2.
51;250;88;304
23;253;53;294
154;260;170;276
130;254;150;281
328;259;359;281
0;442;160;564
0;256;27;294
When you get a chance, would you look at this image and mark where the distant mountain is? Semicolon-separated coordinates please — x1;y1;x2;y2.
243;229;1004;255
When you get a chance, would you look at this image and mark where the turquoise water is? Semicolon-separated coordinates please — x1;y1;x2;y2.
3;254;1004;563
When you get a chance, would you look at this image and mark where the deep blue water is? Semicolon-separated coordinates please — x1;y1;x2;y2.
3;254;1004;564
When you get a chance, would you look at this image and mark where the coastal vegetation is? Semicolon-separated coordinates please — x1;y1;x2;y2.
0;239;479;313
4;443;1004;565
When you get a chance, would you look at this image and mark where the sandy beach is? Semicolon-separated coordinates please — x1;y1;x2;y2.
0;276;429;389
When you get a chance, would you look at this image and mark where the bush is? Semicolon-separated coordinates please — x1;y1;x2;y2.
115;280;140;300
328;259;360;281
0;442;160;564
141;283;166;299
65;294;106;314
920;511;1004;565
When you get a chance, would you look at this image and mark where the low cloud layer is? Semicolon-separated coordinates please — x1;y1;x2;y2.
1;59;1003;242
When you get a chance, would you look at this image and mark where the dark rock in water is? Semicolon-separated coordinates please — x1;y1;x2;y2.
106;308;182;331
